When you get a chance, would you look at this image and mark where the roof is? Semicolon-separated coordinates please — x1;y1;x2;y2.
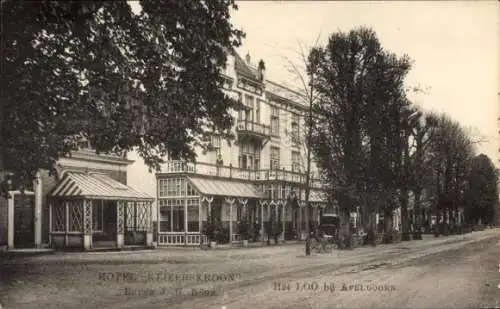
188;176;264;199
234;53;261;82
48;172;153;201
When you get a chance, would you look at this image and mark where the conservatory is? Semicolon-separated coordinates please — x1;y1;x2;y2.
156;172;329;246
48;171;154;249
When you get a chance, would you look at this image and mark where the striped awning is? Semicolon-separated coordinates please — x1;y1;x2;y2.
188;176;264;199
301;190;327;203
48;172;153;200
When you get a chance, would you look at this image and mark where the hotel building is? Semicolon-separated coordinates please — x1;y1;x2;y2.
128;51;332;246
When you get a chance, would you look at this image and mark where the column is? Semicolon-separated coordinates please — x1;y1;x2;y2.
238;199;248;218
7;194;14;249
206;197;213;221
238;198;248;241
34;171;42;248
281;202;285;241
392;210;396;230
157;200;161;245
116;201;125;248
184;198;188;246
260;201;264;241
198;199;202;233
225;198;235;244
146;201;153;246
298;203;302;239
49;201;53;247
83;200;92;250
65;201;69;246
201;196;214;244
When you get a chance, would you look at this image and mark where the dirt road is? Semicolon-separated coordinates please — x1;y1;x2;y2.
1;229;499;309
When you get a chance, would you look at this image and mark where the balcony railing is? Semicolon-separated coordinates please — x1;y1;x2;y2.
236;120;271;138
161;161;325;188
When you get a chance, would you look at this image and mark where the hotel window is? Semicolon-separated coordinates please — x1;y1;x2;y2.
244;95;254;122
159;178;185;197
291;151;301;172
291;113;300;144
187;198;200;232
270;146;280;170
255;99;261;123
210;135;221;152
239;142;260;170
158;199;184;232
270;106;280;137
237;92;243;121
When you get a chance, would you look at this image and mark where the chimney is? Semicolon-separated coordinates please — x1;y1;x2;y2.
245;52;251;64
258;59;266;81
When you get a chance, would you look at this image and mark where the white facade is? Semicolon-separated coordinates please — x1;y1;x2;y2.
127;51;329;246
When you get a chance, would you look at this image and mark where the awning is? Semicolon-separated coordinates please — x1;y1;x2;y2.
48;172;153;200
188;176;264;199
301;190;327;203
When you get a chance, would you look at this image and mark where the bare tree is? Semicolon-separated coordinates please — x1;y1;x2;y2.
278;34;323;256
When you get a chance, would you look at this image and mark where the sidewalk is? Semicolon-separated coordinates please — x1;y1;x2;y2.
4;228;497;266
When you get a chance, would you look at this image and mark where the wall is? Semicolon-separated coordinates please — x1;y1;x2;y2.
127;150;158;222
41;169;57;244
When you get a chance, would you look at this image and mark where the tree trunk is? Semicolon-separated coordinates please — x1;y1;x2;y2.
362;207;370;231
383;208;393;244
338;210;351;249
401;188;410;241
371;212;377;246
413;189;423;239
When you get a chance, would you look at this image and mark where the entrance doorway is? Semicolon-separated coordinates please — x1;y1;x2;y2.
14;194;35;248
92;200;117;248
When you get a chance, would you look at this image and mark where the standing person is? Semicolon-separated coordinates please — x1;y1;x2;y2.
216;154;223;176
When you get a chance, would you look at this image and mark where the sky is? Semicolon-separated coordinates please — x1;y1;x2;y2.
229;1;499;165
128;1;499;165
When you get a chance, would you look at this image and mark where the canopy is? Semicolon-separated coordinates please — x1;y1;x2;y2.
188;176;264;199
48;172;153;201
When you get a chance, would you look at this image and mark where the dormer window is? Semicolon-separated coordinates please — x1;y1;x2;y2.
76;137;92;150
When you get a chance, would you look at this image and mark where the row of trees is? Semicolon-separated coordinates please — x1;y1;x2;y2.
296;27;498;248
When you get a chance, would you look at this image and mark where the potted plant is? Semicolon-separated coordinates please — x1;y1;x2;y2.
203;220;217;249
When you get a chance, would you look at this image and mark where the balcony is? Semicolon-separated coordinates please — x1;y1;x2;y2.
236;120;271;142
160;161;325;189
